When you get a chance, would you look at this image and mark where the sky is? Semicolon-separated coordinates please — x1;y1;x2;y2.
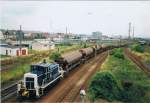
0;1;150;38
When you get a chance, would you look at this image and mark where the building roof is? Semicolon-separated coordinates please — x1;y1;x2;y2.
33;39;54;45
0;45;26;49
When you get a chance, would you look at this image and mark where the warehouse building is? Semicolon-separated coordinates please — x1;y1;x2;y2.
32;39;55;51
0;45;28;56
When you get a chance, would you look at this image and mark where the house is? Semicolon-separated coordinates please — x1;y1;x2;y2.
32;39;55;51
0;45;28;56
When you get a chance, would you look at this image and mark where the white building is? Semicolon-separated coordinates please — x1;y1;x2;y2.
32;39;55;51
0;45;28;56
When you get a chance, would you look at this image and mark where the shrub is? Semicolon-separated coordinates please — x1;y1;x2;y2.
50;52;61;60
114;52;124;59
130;44;144;53
121;82;147;102
88;72;121;102
83;43;87;48
111;49;124;59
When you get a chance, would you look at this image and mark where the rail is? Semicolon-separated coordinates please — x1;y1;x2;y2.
1;83;17;101
56;52;108;102
124;48;150;77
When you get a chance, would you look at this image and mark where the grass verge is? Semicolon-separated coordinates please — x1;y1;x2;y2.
88;48;150;103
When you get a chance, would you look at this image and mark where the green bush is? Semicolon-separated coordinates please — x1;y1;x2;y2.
111;49;124;59
121;82;147;102
83;43;87;48
50;52;61;60
130;44;144;53
88;72;121;102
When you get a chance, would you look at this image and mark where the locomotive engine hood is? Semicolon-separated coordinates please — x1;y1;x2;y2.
24;73;38;88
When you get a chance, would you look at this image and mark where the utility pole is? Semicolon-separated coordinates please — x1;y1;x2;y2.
66;27;67;35
119;35;122;46
128;22;131;40
19;25;22;48
19;25;22;55
64;27;68;45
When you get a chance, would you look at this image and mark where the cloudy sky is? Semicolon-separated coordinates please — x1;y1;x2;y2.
0;1;150;38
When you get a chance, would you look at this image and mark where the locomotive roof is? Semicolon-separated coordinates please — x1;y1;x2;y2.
32;62;58;68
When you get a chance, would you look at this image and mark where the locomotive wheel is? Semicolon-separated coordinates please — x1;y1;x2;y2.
39;88;44;96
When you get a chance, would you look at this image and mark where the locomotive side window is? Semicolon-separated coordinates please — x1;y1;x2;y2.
51;66;58;75
31;65;47;86
47;66;51;80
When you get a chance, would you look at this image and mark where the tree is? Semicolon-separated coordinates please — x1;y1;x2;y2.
50;52;61;60
88;72;121;101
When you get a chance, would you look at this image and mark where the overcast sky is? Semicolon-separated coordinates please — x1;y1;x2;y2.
0;1;150;38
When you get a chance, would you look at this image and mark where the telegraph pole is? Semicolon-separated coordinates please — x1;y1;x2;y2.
19;25;22;48
66;27;67;35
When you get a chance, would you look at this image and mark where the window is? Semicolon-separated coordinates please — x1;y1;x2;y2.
22;49;26;55
6;50;8;55
44;44;47;47
31;66;46;76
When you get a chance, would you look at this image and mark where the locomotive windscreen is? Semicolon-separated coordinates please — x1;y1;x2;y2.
31;65;46;76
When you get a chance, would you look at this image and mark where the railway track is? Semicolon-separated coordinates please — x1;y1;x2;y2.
1;83;17;101
124;48;150;77
37;52;108;103
60;52;108;102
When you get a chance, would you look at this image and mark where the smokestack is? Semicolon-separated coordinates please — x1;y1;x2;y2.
66;27;67;35
128;22;131;40
132;26;134;39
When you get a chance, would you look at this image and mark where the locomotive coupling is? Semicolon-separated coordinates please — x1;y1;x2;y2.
22;90;29;97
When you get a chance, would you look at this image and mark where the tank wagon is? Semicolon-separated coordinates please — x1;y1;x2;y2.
17;44;128;99
79;47;95;61
94;45;102;54
55;51;82;73
101;45;109;51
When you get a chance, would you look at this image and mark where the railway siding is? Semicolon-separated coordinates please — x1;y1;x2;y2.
124;48;150;77
1;83;17;101
58;52;108;102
